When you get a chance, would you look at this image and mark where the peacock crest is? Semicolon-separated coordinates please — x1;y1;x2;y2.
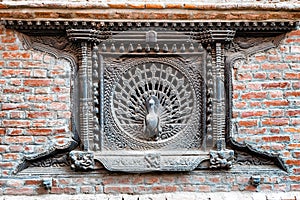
112;61;195;142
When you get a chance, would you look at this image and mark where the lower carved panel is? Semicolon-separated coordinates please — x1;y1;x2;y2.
95;151;208;172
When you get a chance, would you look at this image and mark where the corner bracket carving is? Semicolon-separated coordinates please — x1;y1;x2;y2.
210;149;234;169
69;151;95;171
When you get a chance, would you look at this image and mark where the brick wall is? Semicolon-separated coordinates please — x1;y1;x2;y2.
0;26;72;177
232;30;300;175
0;1;300;196
0;25;299;196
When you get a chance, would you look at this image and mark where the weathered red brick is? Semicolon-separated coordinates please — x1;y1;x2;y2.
145;176;160;184
2;153;21;160
287;110;300;116
27;129;52;136
49;102;69;110
104;186;133;194
24;79;52;87
27;111;53;118
284;72;300;79
2;120;31;127
5;136;33;143
32;119;47;127
293;82;300;89
287;30;300;36
269;91;283;98
2;103;30;110
234;102;247;109
240;64;260;70
262;118;289;126
165;185;178;192
0;145;7;152
241;111;268;118
32;69;47;77
10;111;25;119
286;159;300;166
238;120;258;127
3;88;31;93
255;55;267;62
264;100;289;107
249;101;262;107
237;73;252;81
80;186;94;194
241;92;267;99
9;79;22;86
292;119;300;125
6;44;19;51
262;136;290;142
262;144;285;151
2;69;31;77
50;187;64;194
284;128;300;133
64;187;77;194
9;145;24;152
268;72;282;79
247;83;262;90
181;185;197;192
285;55;300;61
0;162;14;168
233;84;246;90
8;61;21;67
2;37;16;43
291;184;300;191
262;82;290;89
239;128;267;135
2;52;31;59
262;63;289;70
285;91;300;97
270;110;284;117
253;72;267;79
6;128;23;135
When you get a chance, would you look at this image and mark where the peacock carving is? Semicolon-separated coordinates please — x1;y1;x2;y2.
112;61;195;141
144;95;162;140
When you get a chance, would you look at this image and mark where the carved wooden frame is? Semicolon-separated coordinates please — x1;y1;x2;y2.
4;20;297;173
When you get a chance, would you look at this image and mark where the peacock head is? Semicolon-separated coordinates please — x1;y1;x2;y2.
148;97;155;107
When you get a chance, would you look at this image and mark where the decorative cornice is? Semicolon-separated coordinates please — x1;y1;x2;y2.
3;20;298;34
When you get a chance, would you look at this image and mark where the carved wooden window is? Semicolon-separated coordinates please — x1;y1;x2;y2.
4;21;297;173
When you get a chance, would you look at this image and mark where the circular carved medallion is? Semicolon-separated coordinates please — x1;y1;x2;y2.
112;60;195;142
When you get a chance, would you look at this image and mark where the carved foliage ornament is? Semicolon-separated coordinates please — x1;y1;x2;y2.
4;20;297;173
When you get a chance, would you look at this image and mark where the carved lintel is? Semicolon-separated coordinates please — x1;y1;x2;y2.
69;151;95;171
209;149;234;169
